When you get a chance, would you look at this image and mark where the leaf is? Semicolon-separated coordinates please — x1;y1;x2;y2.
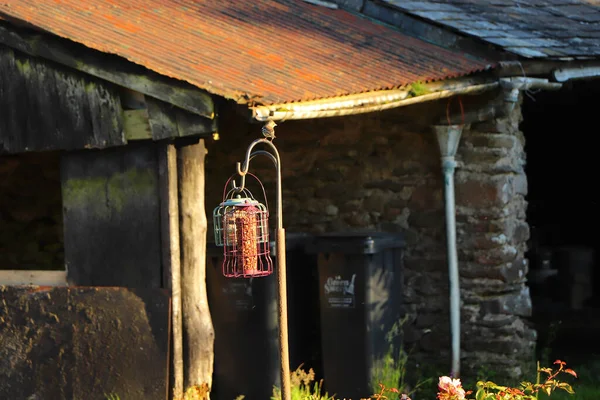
553;360;566;366
564;368;578;378
538;367;552;375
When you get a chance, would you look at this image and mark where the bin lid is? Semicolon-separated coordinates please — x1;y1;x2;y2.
306;231;405;255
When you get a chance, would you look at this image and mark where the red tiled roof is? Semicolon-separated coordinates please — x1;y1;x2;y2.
0;0;495;105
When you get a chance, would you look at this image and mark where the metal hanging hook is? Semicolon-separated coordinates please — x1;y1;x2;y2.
234;121;279;193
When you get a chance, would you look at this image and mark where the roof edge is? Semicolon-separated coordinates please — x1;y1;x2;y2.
252;79;500;121
0;20;215;118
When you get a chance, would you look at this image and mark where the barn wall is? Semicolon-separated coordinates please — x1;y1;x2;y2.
206;94;533;380
0;152;64;270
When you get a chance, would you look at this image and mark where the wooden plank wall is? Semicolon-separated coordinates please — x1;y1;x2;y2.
0;45;126;153
61;143;163;287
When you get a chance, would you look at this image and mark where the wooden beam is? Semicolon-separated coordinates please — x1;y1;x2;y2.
147;97;217;141
158;142;184;399
123;109;153;141
0;46;125;153
0;21;214;119
0;270;67;286
177;139;215;391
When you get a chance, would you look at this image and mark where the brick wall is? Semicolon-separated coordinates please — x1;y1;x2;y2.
206;95;533;379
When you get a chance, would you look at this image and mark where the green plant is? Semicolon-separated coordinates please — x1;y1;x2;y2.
372;361;577;400
104;394;120;400
475;360;577;400
272;365;333;400
408;82;429;97
370;317;432;398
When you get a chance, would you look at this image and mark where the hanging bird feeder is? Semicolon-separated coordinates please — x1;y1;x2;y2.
212;120;292;400
213;175;272;278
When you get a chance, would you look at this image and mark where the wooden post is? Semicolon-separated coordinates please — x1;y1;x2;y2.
178;139;215;393
159;143;184;399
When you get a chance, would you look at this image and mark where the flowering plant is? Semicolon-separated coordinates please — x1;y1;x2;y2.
474;360;577;400
437;376;471;400
372;360;576;400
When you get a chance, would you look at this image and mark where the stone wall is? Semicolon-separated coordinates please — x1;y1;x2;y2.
455;99;535;379
206;95;534;379
0;152;64;270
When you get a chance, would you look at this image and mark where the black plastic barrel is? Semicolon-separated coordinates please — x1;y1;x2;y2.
306;232;405;400
207;232;316;400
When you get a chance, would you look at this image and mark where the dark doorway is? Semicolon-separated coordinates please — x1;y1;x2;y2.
522;78;600;366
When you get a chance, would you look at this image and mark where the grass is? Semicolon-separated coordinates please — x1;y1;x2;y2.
370;317;432;399
271;365;333;400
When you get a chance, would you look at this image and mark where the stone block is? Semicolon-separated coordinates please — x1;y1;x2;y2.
512;221;530;244
419;328;450;352
403;325;424;344
463;133;518;150
463;337;526;355
470;116;520;135
470;245;518;265
363;190;391;214
364;179;405;192
409;210;444;229
409;185;443;210
456;174;513;209
415;312;443;328
404;257;448;274
500;258;529;283
480;285;532;317
458;231;509;250
513;173;528;195
459;148;524;174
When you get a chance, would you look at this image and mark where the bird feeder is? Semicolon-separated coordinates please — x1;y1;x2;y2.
213;121;293;400
213;177;272;278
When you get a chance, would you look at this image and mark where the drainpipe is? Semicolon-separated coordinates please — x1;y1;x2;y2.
553;66;600;82
433;124;464;378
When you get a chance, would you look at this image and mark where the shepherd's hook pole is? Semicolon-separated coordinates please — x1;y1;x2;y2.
236;129;291;400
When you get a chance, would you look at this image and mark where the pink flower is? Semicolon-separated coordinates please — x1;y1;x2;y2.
437;376;466;400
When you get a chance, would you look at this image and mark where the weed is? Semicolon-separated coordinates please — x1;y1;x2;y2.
104;394;120;400
408;82;429;97
272;365;333;400
370;317;432;398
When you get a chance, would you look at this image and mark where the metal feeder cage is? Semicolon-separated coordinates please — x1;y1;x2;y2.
213;176;272;278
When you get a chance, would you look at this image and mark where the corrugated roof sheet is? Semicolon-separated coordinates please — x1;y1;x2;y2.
383;0;600;59
0;0;494;105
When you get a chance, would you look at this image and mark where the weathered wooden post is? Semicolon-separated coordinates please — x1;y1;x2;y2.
178;139;215;394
